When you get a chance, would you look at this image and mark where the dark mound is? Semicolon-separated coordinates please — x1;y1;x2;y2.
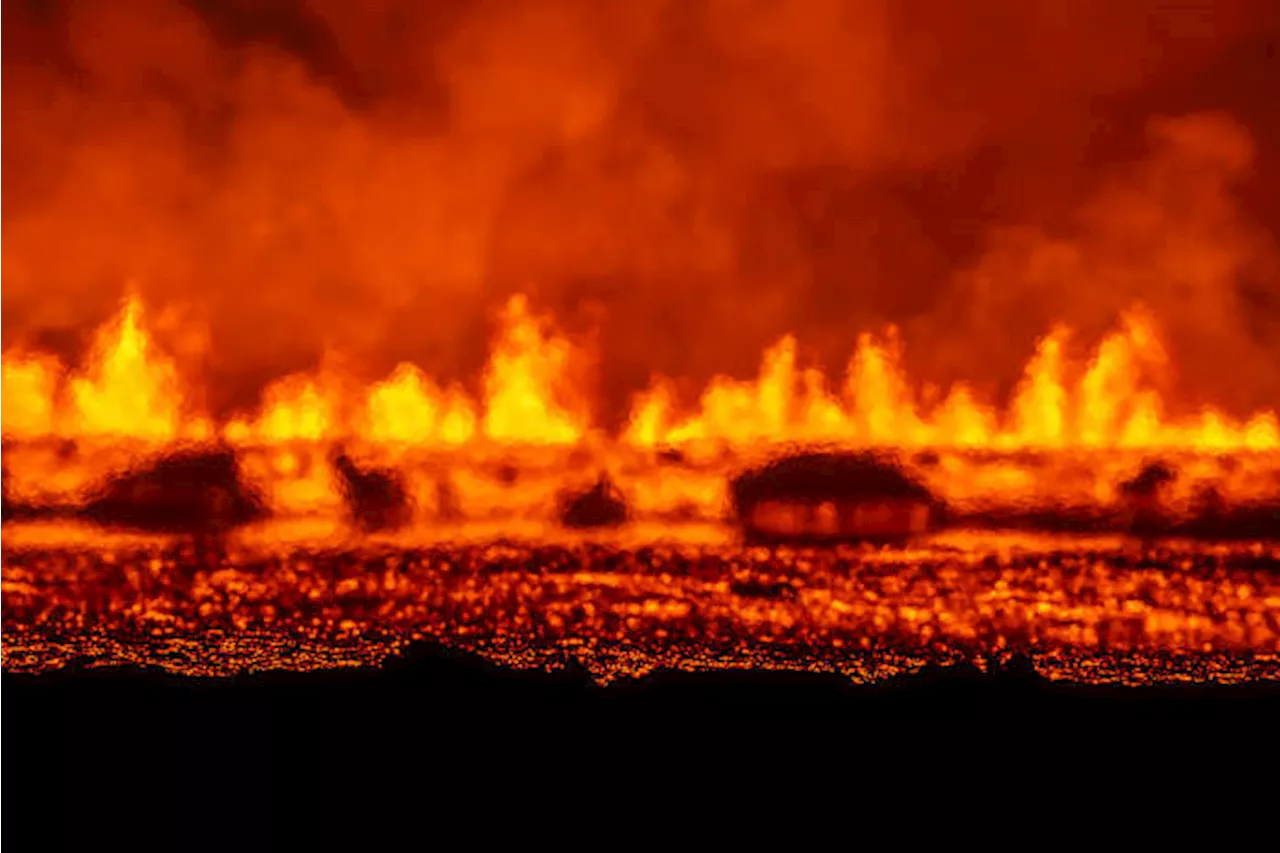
1119;460;1177;499
913;450;941;467
1114;460;1178;534
732;452;936;508
331;449;412;532
558;475;629;529
80;447;266;532
657;447;687;465
730;451;941;543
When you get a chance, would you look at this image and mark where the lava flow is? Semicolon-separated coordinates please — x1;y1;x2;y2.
2;295;1279;686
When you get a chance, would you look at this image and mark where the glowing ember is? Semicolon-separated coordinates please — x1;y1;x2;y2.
3;532;1278;682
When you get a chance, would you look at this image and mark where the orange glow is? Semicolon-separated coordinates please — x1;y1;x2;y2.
2;352;60;438
365;363;476;446
69;296;185;440
3;294;1277;456
480;295;585;445
625;307;1277;453
225;373;337;444
3;296;210;442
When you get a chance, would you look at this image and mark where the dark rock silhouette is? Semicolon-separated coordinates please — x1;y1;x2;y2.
558;474;628;529
730;451;941;544
435;477;463;522
1119;460;1177;499
79;447;266;533
991;652;1040;683
330;448;412;532
1117;460;1177;535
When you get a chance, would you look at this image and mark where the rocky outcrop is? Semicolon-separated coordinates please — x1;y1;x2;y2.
730;452;941;544
80;447;266;532
558;475;629;529
1117;460;1178;535
331;449;413;532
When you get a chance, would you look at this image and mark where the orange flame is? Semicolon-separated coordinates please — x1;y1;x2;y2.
625;307;1278;452
69;296;185;439
2;294;1277;455
365;363;477;446
1;353;60;438
480;295;585;445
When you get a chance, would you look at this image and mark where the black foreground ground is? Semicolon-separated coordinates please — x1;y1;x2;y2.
7;505;1280;845
6;638;1280;850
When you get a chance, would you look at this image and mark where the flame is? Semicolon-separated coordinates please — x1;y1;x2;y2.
365;363;476;446
68;296;183;440
1010;329;1069;447
1;352;60;437
225;373;337;444
625;307;1278;452
2;293;1277;456
480;295;585;445
2;295;209;442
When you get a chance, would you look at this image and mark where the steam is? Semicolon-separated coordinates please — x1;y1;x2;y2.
3;0;1278;424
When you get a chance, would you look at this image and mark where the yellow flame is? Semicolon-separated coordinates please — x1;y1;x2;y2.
67;294;190;438
1;294;1276;454
2;353;60;437
226;373;336;443
365;363;476;445
480;295;583;445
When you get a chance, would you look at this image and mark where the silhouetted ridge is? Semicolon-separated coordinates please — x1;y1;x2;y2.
80;447;266;532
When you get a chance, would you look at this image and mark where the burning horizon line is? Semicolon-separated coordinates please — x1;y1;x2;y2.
1;292;1278;453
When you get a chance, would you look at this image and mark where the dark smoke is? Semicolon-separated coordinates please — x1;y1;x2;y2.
3;0;1279;425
